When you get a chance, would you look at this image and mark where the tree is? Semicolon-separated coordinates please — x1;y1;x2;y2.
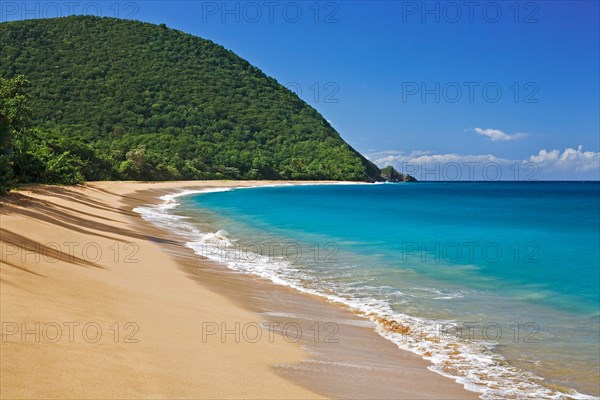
0;75;30;193
0;114;12;193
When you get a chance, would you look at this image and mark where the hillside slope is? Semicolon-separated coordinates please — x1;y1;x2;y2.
0;16;381;181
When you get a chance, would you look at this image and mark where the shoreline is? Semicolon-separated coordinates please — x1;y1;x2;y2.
0;181;475;398
129;181;478;399
132;182;600;400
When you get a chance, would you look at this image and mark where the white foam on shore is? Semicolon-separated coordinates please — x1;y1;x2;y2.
134;186;599;400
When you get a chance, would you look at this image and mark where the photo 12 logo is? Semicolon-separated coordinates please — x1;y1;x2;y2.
401;241;540;264
0;240;140;265
195;240;339;265
0;1;140;22
199;1;340;24
399;161;540;181
1;321;140;343
400;1;540;24
401;81;540;104
382;319;541;344
201;321;339;344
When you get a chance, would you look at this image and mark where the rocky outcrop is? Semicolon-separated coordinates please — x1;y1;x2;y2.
379;166;417;182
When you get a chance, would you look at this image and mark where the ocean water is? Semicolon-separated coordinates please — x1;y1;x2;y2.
136;182;600;399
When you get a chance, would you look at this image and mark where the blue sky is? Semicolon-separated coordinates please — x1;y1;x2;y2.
3;1;599;180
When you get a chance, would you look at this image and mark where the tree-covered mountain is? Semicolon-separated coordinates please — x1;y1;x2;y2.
0;16;387;184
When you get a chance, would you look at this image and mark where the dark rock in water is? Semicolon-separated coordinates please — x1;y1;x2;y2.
379;166;417;182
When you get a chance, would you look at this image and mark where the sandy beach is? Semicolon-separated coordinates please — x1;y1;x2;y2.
0;181;476;399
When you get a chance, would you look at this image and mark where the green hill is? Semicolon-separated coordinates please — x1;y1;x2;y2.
0;16;383;182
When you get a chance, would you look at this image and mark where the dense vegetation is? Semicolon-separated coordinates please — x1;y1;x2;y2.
0;16;384;191
0;75;91;193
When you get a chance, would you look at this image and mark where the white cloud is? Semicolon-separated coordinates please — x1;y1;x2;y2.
474;127;528;142
529;145;600;173
371;150;510;166
368;146;600;180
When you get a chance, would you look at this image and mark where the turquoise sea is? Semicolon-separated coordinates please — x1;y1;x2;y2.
138;182;600;399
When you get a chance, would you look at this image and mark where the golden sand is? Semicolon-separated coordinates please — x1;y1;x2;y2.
0;181;477;399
